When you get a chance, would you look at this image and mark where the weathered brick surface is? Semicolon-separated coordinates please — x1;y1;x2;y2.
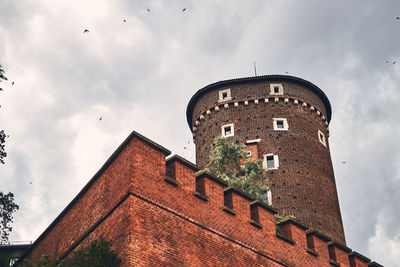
20;131;378;266
189;77;345;244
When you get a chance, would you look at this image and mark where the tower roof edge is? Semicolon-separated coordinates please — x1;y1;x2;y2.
186;74;332;131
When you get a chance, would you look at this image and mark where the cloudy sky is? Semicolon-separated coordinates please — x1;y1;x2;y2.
1;0;400;265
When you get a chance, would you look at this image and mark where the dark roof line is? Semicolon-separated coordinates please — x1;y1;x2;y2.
18;131;170;262
186;74;332;131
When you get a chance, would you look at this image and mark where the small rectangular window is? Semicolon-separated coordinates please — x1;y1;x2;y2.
218;88;232;102
246;151;252;157
270;83;283;95
273;118;289;131
263;154;279;170
221;123;234;137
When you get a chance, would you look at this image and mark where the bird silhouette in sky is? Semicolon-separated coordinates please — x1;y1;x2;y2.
342;162;346;164
393;61;397;64
123;19;126;22
11;81;14;86
182;8;186;12
396;17;400;19
99;117;102;121
84;29;89;33
147;8;150;12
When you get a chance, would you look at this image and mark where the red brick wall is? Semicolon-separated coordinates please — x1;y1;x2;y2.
21;132;375;266
190;79;345;244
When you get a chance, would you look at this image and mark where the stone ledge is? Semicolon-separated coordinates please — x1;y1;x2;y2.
250;219;263;229
164;176;179;187
166;155;199;171
276;233;295;245
306;248;318;257
193;191;208;202
222;206;236;216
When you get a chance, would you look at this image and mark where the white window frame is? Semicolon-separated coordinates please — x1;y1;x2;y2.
218;88;232;102
263;153;279;170
221;123;234;137
273;118;289;131
260;189;272;206
318;130;326;147
246;151;252;158
270;83;283;95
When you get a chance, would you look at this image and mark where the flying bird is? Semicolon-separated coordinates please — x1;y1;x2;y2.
182;8;186;12
147;8;150;12
396;17;400;19
184;146;187;150
342;162;346;164
123;19;126;22
11;81;14;86
393;61;397;64
99;117;103;121
84;29;89;33
386;61;389;63
0;88;2;91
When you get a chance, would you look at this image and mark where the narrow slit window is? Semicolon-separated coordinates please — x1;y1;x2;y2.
318;130;326;147
266;155;274;169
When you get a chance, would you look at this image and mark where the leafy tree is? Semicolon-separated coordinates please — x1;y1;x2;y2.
0;64;8;164
60;236;121;267
0;192;19;244
26;236;121;267
0;65;7;82
25;255;57;267
0;250;13;267
205;137;270;201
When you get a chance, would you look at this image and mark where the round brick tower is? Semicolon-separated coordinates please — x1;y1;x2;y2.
186;75;346;244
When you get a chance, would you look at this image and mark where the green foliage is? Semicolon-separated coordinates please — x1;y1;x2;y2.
0;65;7;82
0;130;6;164
60;236;121;267
0;64;8;164
25;236;121;267
0;250;13;267
205;137;270;201
25;255;57;267
0;192;19;244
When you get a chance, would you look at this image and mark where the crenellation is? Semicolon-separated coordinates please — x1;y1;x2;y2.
349;251;371;267
328;241;352;267
19;129;381;266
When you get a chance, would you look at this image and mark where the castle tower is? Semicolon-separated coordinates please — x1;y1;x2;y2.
186;75;346;244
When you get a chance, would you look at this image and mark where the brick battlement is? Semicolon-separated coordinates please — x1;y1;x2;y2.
19;131;379;266
192;96;330;139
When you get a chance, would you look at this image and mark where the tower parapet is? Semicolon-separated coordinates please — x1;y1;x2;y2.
186;75;345;244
